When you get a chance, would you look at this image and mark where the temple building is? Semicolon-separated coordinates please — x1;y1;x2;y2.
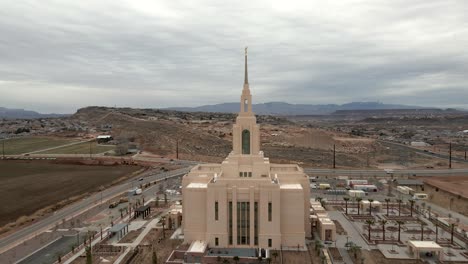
182;49;310;250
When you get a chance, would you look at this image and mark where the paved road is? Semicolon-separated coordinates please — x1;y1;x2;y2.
26;139;93;155
378;140;468;163
304;168;468;177
0;167;191;254
17;235;82;264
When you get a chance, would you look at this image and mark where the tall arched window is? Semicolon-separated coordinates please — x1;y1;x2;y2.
242;129;250;154
244;99;248;112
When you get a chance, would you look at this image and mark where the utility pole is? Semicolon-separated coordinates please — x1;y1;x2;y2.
89;140;92;159
176;139;179;159
2;139;4;159
465;150;466;160
333;144;336;169
449;142;452;169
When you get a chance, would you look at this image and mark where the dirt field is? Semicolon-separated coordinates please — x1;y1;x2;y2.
37;141;115;154
0;137;78;155
0;160;140;227
421;176;468;198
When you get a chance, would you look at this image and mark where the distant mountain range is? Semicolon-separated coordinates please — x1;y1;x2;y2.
166;101;437;115
0;107;68;119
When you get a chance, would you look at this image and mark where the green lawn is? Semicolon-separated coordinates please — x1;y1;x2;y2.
38;141;115;154
0;137;78;155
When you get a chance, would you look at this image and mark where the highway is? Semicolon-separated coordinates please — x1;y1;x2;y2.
1;158;467;254
378;140;468;163
304;168;468;177
0;166;191;254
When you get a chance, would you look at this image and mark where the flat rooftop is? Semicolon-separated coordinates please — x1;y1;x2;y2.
396;179;424;186
408;240;442;249
319;218;335;225
187;182;208;189
280;183;302;190
188;240;207;253
109;223;128;233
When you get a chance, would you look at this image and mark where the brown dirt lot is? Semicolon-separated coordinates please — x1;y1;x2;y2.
0;160;141;227
421;176;468;199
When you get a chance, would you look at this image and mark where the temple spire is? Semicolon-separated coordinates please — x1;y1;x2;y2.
244;46;248;85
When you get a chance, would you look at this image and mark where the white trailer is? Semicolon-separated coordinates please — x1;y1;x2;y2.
412;193;428;200
319;183;331;190
353;184;378;192
397;186;413;195
346;179;368;187
348;190;366;198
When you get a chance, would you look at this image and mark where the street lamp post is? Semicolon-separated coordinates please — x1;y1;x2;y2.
2;139;5;159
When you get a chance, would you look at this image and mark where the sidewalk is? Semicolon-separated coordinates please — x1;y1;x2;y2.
113;209;170;264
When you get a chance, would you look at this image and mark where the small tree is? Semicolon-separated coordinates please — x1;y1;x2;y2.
272;251;278;263
316;197;324;207
396;220;404;242
450;223;456;245
409;199;415;217
257;256;263;263
380;220;387;241
343;197;350;214
233;256;240;264
86;246;93;264
368;199;374;215
161;216;166;239
384;198;391;216
356;198;362;215
397;199;403;216
152;249;158;264
365;220;375;242
349;244;360;259
420;222;427;241
57;252;62;263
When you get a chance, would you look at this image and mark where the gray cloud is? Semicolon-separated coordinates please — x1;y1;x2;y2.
0;0;467;113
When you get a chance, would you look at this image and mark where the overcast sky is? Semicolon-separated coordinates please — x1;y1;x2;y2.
0;0;467;113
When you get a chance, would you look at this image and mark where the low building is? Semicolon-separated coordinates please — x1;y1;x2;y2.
360;200;382;213
108;223;129;240
317;218;336;241
96;135;113;143
407;241;443;261
396;179;424;188
166;203;183;230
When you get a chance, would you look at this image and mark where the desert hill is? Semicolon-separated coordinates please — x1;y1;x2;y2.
166;101;428;115
71;106;376;167
0;107;67;119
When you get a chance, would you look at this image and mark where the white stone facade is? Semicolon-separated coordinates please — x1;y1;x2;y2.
182;50;310;250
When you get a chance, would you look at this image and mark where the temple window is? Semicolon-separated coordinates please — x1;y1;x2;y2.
242;129;250;154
